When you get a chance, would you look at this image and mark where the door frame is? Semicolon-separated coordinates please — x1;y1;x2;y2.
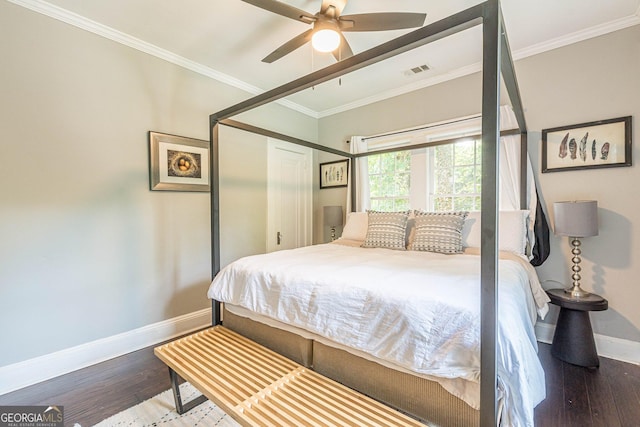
266;138;313;252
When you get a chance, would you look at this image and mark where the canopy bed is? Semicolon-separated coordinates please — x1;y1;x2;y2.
205;1;545;426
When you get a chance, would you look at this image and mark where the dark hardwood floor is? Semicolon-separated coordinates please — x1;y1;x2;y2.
533;343;640;427
0;343;172;427
1;341;639;426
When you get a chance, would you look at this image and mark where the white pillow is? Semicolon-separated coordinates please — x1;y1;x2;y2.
341;212;368;241
462;210;529;256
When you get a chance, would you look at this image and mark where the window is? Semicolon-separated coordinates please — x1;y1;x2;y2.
430;138;482;211
359;110;522;213
365;138;482;212
368;151;411;211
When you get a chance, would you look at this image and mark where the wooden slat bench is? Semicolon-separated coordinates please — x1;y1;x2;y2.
154;326;426;427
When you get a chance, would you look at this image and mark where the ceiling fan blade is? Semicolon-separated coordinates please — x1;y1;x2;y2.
332;32;353;61
339;12;426;32
262;28;314;63
242;0;316;23
321;0;348;17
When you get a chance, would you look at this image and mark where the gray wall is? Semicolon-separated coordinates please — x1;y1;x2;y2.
318;25;640;343
218;126;269;267
315;151;349;244
319;73;484;150
0;1;317;367
521;25;640;342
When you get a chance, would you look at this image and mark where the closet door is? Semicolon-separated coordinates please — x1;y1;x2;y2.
267;138;312;252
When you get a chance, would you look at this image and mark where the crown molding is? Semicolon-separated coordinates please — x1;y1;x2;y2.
7;0;319;119
318;62;483;118
9;0;639;120
318;12;640;118
511;12;640;61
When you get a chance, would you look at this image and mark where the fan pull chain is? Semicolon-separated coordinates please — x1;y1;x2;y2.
338;45;342;86
311;46;315;90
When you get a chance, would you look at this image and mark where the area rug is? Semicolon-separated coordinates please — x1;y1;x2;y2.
92;382;240;426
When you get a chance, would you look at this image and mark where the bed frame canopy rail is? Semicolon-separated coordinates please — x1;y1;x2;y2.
209;119;354;323
208;1;527;426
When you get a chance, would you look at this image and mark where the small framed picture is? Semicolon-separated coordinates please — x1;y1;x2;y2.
149;131;210;191
542;116;632;173
320;159;349;189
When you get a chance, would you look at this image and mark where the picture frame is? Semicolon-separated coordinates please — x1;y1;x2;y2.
149;131;210;191
542;116;632;173
320;159;349;189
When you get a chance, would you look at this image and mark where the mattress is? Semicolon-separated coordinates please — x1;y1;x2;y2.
208;243;549;427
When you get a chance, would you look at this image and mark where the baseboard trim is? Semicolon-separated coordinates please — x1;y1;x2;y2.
0;308;212;396
536;322;640;365
3;312;637;396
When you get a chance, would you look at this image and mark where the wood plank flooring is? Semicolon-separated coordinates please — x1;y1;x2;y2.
533;344;640;426
0;342;638;426
0;344;172;426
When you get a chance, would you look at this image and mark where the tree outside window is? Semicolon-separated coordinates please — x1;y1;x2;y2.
365;138;482;212
368;151;411;211
432;139;482;211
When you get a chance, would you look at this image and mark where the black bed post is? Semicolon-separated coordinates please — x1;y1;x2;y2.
210;118;222;326
480;1;501;426
497;5;529;211
206;2;529;422
350;157;357;212
520;132;528;210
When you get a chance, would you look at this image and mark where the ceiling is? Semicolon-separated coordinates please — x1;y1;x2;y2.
14;0;640;117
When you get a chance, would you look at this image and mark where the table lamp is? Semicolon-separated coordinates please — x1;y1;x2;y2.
323;206;343;241
553;200;598;298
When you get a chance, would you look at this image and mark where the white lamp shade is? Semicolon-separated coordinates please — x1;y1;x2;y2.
323;206;343;227
312;29;340;52
553;200;598;237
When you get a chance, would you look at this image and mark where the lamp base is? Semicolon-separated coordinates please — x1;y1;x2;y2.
564;284;591;298
565;237;591;298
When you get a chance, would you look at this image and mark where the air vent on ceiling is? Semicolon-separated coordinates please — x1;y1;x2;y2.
403;64;430;77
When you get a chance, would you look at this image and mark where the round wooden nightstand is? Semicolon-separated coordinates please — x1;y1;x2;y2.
546;288;608;368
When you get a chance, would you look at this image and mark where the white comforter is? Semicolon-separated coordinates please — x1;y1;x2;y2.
208;243;549;427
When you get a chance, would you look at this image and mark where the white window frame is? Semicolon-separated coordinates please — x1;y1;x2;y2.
367;150;412;211
426;137;483;212
362;114;485;212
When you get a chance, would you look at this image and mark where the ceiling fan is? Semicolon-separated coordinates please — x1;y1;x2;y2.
242;0;427;63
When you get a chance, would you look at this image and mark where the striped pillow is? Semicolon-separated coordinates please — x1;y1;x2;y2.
410;211;469;254
361;210;410;250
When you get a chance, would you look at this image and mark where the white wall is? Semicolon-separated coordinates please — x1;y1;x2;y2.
318;25;640;344
0;1;317;367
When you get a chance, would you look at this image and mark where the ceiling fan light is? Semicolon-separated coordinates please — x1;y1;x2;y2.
311;29;340;53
